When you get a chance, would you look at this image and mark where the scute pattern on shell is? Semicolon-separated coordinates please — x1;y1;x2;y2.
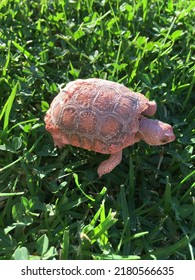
45;78;149;154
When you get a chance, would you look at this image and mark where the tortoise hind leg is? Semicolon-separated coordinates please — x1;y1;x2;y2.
97;150;122;177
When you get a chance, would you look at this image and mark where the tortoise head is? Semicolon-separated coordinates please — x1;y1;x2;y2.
138;117;175;146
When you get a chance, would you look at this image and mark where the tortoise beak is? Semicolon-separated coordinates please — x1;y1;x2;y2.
163;126;176;143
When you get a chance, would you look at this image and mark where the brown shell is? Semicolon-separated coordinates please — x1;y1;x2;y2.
45;78;150;154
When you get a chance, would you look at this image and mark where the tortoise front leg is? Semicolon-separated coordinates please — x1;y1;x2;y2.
97;150;122;177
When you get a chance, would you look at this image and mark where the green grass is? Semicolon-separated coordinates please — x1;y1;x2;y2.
0;0;195;260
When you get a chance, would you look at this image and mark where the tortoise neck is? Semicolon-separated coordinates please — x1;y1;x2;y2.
138;117;157;145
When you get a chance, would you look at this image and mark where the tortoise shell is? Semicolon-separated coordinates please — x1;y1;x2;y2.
44;78;153;154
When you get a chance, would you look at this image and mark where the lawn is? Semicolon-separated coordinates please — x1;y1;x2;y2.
0;0;194;260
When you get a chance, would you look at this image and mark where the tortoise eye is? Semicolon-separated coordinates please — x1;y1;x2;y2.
161;134;172;143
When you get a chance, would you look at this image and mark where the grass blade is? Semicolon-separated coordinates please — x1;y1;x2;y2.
0;82;18;131
2;40;11;76
12;41;35;61
0;192;24;197
144;232;195;259
61;229;69;260
73;173;95;202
